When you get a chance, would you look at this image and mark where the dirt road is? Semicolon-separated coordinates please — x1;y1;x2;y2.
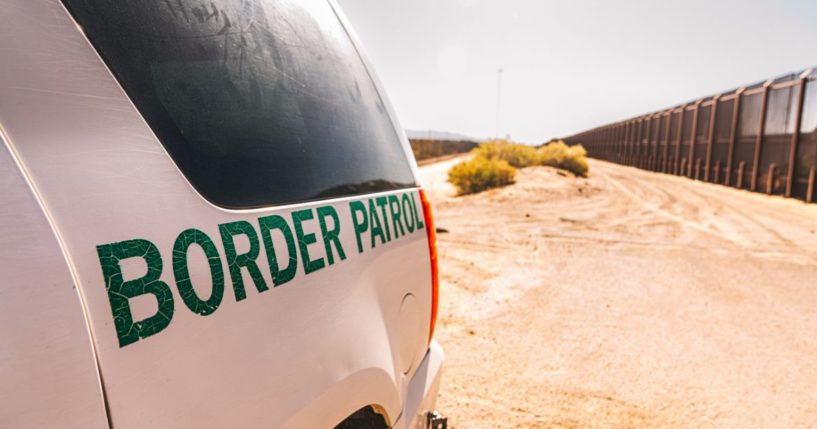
421;157;817;428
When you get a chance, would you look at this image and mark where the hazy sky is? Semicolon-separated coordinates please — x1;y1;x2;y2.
335;0;817;143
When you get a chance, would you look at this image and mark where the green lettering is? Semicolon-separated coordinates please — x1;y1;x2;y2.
173;229;225;316
219;221;269;301
369;198;387;248
411;193;425;230
375;197;392;241
317;206;346;266
292;209;326;274
349;200;368;254
388;195;405;239
258;215;298;286
401;193;416;233
96;239;174;348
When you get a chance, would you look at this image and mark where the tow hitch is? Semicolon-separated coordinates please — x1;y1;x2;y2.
426;411;447;429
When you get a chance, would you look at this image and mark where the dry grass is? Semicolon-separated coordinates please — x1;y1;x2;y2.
447;156;516;195
447;139;588;195
538;140;589;177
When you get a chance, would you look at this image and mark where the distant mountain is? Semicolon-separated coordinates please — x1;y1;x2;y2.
404;129;481;142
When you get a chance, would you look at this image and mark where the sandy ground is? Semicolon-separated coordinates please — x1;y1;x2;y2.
420;157;817;428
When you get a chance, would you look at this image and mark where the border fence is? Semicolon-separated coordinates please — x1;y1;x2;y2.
409;138;479;162
564;67;817;203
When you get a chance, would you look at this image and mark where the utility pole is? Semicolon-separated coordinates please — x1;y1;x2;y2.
496;68;503;140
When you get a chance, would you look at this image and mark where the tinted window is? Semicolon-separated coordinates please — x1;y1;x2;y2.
63;0;415;208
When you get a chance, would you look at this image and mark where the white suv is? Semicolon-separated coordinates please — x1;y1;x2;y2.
0;0;444;428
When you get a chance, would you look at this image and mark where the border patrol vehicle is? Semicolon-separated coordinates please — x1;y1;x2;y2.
0;0;444;427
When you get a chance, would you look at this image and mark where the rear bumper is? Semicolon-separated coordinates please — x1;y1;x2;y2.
400;340;445;429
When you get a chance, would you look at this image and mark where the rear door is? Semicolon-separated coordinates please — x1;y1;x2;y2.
0;0;432;427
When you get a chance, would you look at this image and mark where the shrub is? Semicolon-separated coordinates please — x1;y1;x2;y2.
409;139;479;161
472;139;539;168
537;140;589;177
446;139;588;195
448;156;516;195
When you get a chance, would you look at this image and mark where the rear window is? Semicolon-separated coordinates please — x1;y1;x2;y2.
62;0;415;208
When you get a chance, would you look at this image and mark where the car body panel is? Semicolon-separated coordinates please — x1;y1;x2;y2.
402;341;444;429
0;0;438;427
0;133;109;429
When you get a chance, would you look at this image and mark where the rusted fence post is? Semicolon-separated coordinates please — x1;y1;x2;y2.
630;120;637;167
705;96;719;182
643;117;652;170
675;105;687;175
726;90;743;186
631;120;637;168
695;158;702;180
628;121;634;166
663;111;672;174
688;104;700;178
714;160;721;184
808;167;816;203
766;163;776;194
737;161;745;188
630;120;637;166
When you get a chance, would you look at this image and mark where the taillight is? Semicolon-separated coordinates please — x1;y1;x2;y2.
418;189;438;345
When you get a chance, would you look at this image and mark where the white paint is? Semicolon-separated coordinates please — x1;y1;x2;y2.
0;134;108;428
0;0;444;427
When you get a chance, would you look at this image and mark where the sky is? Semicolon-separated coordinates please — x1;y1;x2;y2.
335;0;817;143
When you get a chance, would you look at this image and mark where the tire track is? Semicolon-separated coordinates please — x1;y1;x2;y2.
421;157;817;429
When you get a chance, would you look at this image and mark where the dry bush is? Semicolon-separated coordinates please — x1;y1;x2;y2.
537;140;589;177
448;156;516;195
410;139;479;161
472;139;539;168
446;139;588;195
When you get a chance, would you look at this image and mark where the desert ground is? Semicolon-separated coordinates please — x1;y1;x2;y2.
420;156;817;428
